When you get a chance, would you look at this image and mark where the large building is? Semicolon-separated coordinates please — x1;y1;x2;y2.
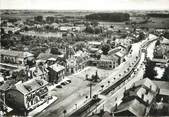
5;78;48;111
0;49;34;66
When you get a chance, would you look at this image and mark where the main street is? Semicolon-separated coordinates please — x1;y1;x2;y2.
87;34;158;116
36;34;157;117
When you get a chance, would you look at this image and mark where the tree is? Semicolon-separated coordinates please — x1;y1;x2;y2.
101;43;111;55
143;59;157;79
34;16;43;22
138;32;145;41
91;21;99;27
155;40;161;46
46;16;55;23
161;65;169;81
85;26;94;33
50;47;62;55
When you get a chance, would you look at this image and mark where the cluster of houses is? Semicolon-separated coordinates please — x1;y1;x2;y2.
152;36;169;67
89;78;169;117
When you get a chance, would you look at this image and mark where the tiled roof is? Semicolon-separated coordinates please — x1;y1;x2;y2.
151;58;167;63
101;54;119;61
0;49;33;58
114;99;146;116
37;53;58;60
161;38;169;44
123;78;159;105
89;111;112;117
115;51;125;58
134;78;158;93
108;48;121;55
15;77;48;95
153;81;169;96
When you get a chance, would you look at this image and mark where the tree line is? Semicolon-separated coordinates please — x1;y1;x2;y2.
147;13;169;18
85;13;130;22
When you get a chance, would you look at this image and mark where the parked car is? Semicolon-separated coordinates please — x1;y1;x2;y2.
56;83;62;88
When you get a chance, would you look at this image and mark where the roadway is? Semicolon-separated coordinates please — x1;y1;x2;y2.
86;34;158;116
36;34;157;117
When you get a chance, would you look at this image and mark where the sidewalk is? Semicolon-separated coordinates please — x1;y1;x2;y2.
28;96;58;116
47;67;91;91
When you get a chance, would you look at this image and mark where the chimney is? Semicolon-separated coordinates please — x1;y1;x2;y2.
141;94;144;100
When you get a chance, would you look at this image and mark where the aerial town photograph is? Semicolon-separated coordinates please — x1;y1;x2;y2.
0;0;169;117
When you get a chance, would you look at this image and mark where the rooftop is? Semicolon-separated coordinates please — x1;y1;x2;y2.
115;51;125;58
14;77;48;95
134;78;158;93
37;53;58;61
153;80;169;96
0;49;33;58
114;99;146;116
49;63;65;72
100;54;119;61
161;38;169;45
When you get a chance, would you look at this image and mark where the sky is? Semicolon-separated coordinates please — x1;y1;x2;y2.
0;0;169;10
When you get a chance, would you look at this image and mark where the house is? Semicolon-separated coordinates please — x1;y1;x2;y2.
98;54;120;69
0;49;34;67
114;78;159;116
114;51;126;64
88;47;123;69
5;78;48;111
153;81;169;102
66;50;90;74
118;44;130;54
114;98;147;116
29;65;49;81
48;63;65;83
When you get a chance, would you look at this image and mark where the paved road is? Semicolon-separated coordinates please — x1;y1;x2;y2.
87;34;158;116
36;34;157;117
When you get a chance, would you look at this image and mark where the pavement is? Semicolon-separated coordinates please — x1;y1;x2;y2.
35;34;158;117
87;34;158;115
35;40;141;117
28;96;58;116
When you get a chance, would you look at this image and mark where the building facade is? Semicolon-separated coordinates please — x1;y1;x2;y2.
5;78;48;111
48;63;65;83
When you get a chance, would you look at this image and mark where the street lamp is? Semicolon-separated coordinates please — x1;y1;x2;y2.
107;81;110;86
101;85;104;91
89;81;93;98
2;93;6;115
63;110;67;117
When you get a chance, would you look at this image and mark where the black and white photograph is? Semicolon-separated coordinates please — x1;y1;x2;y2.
0;0;169;116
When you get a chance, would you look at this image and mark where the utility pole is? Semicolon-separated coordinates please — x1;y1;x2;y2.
89;81;92;98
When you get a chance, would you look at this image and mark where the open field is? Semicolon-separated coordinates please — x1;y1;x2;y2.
0;10;92;19
139;17;169;29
